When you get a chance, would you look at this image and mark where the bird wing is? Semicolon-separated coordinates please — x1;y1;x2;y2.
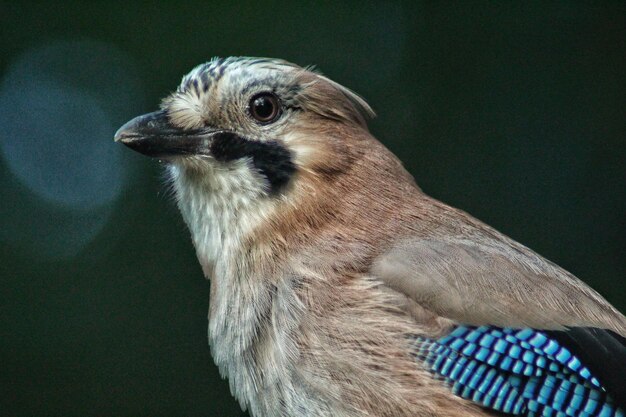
371;227;626;411
371;235;626;336
413;325;626;416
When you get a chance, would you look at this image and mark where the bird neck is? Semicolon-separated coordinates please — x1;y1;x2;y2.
168;161;272;270
169;161;295;412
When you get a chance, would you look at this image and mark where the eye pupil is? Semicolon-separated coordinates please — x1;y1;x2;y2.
250;93;280;123
253;97;273;118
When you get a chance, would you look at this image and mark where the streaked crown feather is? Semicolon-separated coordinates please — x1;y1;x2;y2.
166;56;375;130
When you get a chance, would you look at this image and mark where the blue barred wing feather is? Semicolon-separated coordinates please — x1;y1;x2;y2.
413;326;625;417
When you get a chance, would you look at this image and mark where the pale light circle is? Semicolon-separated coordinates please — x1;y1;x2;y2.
0;80;122;209
0;39;144;259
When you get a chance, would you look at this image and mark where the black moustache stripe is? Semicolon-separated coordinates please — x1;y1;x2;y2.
209;132;296;194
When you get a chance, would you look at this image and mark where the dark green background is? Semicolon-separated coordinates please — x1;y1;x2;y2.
1;2;624;416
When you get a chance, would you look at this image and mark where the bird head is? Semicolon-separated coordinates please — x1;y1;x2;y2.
115;57;375;197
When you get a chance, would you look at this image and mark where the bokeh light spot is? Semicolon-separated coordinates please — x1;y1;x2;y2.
0;39;144;259
0;81;121;208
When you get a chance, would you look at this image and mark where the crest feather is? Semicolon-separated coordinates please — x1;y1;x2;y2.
296;69;375;129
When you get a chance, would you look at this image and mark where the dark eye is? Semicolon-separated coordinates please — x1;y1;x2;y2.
249;93;281;123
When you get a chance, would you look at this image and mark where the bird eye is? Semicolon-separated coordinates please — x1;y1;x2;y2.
249;93;281;123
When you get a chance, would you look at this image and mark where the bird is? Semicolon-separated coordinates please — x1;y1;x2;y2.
115;57;626;417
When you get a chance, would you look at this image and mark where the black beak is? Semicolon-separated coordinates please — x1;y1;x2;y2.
114;110;222;158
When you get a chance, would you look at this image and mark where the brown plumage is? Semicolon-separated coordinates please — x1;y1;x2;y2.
115;57;626;417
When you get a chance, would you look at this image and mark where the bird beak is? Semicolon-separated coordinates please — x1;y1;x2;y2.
114;110;222;158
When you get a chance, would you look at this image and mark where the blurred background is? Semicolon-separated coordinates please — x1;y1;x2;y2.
1;1;624;416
